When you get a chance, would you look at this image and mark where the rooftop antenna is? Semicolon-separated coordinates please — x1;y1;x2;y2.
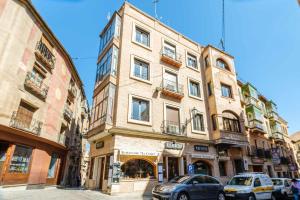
153;0;159;19
219;0;226;51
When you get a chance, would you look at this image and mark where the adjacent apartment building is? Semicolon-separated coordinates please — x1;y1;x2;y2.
85;2;298;194
0;0;88;188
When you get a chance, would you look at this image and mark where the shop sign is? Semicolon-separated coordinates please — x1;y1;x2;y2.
274;165;282;171
271;148;280;164
120;150;159;156
95;141;104;149
165;142;183;150
191;154;215;160
194;145;209;152
251;158;264;164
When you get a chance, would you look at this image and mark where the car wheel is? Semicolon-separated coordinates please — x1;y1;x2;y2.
217;192;225;200
249;194;256;200
177;192;189;200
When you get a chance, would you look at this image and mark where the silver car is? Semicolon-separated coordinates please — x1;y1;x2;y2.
152;175;225;200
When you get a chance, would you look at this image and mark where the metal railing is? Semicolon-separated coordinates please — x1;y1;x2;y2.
245;96;262;109
10;111;42;135
163;120;186;136
267;111;279;121
248;120;266;132
35;40;56;69
161;79;184;96
64;105;73;121
161;47;182;64
24;71;49;99
68;84;77;98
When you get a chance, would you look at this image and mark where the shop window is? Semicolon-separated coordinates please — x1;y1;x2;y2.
9;145;32;173
121;159;154;179
218;161;227;176
193;161;211;175
47;153;58;178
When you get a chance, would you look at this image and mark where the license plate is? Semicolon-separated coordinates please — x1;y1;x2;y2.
225;194;235;197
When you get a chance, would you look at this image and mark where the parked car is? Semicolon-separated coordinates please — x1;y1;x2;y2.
152;175;225;200
271;178;292;200
224;172;275;200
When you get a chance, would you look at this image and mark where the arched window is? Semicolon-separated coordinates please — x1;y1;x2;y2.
222;111;241;133
121;159;154;179
193;160;212;175
216;58;230;71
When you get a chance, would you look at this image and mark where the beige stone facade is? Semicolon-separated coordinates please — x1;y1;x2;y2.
0;0;88;188
86;1;298;195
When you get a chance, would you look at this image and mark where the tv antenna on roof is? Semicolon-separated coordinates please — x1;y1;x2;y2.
153;0;159;19
219;0;226;51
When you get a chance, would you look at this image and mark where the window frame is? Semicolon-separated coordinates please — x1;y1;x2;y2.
187;77;202;100
163;102;182;133
186;51;199;71
190;110;206;134
128;94;152;126
132;23;151;51
163;67;180;93
162;39;177;60
216;58;231;72
130;55;152;84
221;83;233;99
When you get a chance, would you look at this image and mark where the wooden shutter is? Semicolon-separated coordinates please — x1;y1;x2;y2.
16;102;35;128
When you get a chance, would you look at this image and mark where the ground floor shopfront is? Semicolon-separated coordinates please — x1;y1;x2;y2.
86;132;249;195
0;125;66;188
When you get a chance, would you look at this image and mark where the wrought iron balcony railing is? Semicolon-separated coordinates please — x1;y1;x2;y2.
163;120;186;136
9;111;42;135
161;79;184;99
64;105;73;121
160;48;182;67
248;120;267;134
35;40;56;69
68;84;77;99
24;71;49;100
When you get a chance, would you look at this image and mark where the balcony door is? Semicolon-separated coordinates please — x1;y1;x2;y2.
164;71;178;92
163;41;176;59
166;106;180;135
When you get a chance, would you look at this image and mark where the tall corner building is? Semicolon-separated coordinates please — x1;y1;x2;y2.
86;2;298;194
0;0;89;187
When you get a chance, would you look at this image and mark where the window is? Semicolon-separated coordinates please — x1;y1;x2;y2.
163;41;176;59
187;53;197;69
254;178;261;187
165;106;181;134
216;58;230;71
131;97;150;122
133;58;149;81
135;27;150;47
207;81;213;96
47;153;58;178
121;159;154;179
204;56;209;68
188;176;205;184
205;176;220;184
189;80;201;98
192;112;205;132
221;83;233;98
91;83;116;128
222;111;241;133
99;15;121;54
219;161;227;176
163;71;179;92
95;46;118;84
16;101;36;129
9;145;32;173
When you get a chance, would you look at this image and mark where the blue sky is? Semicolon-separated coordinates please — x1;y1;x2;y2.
31;0;300;134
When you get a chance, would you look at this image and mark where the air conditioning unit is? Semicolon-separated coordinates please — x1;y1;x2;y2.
167;124;179;134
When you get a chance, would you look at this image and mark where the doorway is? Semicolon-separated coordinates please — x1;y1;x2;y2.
168;157;179;180
94;157;105;190
0;142;9;185
193;160;212;175
234;159;244;174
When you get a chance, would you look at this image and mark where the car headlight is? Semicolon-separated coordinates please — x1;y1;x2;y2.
236;189;251;194
160;186;176;193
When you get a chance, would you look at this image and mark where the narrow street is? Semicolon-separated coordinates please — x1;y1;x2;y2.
0;188;152;200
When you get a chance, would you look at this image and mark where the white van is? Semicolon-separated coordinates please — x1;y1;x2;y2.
224;173;275;200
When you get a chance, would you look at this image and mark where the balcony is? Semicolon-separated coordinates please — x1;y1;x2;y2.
160;48;182;68
24;71;49;100
268;111;279;121
272;133;284;143
245;96;262;109
161;79;184;100
163;120;186;136
248;120;267;134
63;105;73;121
68;84;77;100
9;111;42;136
35;40;56;69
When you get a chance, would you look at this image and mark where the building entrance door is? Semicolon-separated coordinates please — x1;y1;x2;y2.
234;159;244;174
95;157;104;190
168;157;179;180
253;165;263;172
0;142;9;185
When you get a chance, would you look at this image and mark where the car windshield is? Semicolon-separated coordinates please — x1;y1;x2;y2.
272;179;283;186
228;177;253;186
169;176;190;183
